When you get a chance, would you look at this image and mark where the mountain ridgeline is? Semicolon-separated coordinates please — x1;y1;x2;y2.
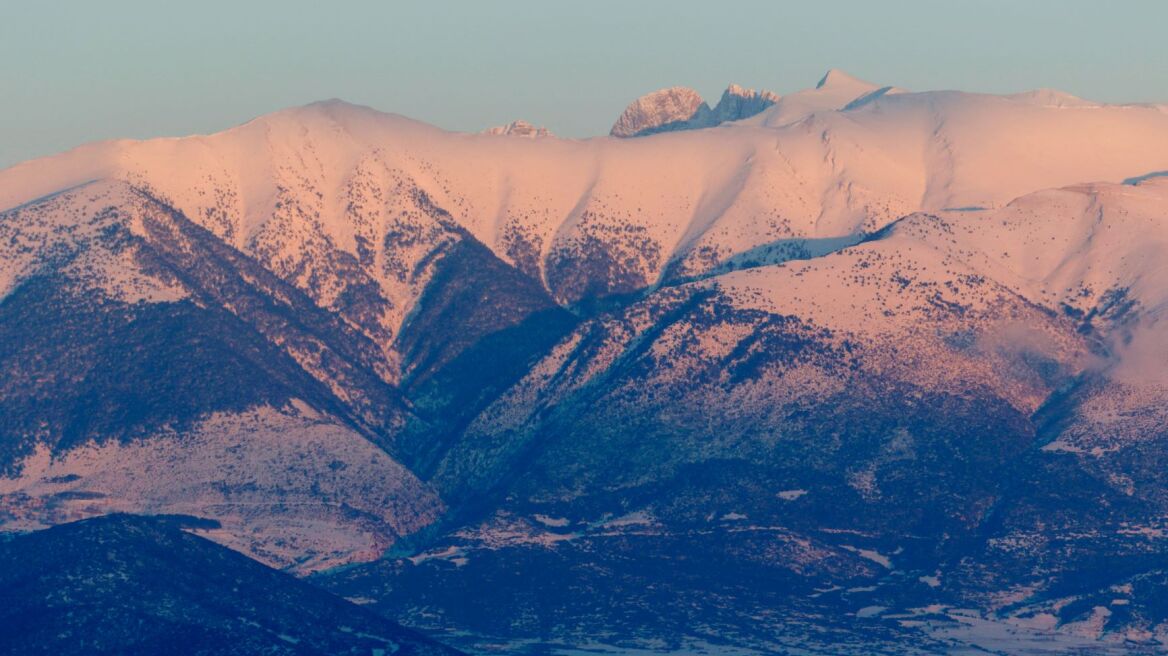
0;514;464;656
608;82;780;137
2;70;1168;653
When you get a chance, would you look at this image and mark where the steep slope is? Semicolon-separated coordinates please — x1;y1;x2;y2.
322;181;1168;653
0;180;444;571
428;214;1093;520
882;178;1168;641
609;86;710;137
0;514;463;656
709;83;781;124
321;219;1156;653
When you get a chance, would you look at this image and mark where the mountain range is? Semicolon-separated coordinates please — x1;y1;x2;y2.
2;69;1168;654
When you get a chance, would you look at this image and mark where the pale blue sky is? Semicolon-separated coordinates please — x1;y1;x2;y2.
2;0;1165;168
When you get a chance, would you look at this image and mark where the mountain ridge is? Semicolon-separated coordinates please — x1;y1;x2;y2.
0;514;465;655
3;70;1168;653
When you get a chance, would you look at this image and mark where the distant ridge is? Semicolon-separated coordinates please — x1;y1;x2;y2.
609;82;779;137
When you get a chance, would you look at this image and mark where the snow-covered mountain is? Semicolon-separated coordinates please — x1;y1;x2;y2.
3;70;1168;653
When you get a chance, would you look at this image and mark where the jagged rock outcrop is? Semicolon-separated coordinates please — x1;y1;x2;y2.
610;83;778;137
609;86;711;137
482;119;551;138
710;83;780;123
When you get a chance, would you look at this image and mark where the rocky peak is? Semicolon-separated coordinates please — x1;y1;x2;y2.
725;83;780;102
483;119;552;138
611;84;778;138
609;86;711;138
711;83;780;123
815;68;872;91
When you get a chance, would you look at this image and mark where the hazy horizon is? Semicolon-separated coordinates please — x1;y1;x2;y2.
3;0;1167;168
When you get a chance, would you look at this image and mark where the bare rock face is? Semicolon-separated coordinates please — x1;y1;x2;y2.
711;83;780;123
609;86;711;137
482;119;551;138
610;84;778;137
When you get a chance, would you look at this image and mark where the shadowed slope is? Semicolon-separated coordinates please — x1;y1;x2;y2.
0;514;464;656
